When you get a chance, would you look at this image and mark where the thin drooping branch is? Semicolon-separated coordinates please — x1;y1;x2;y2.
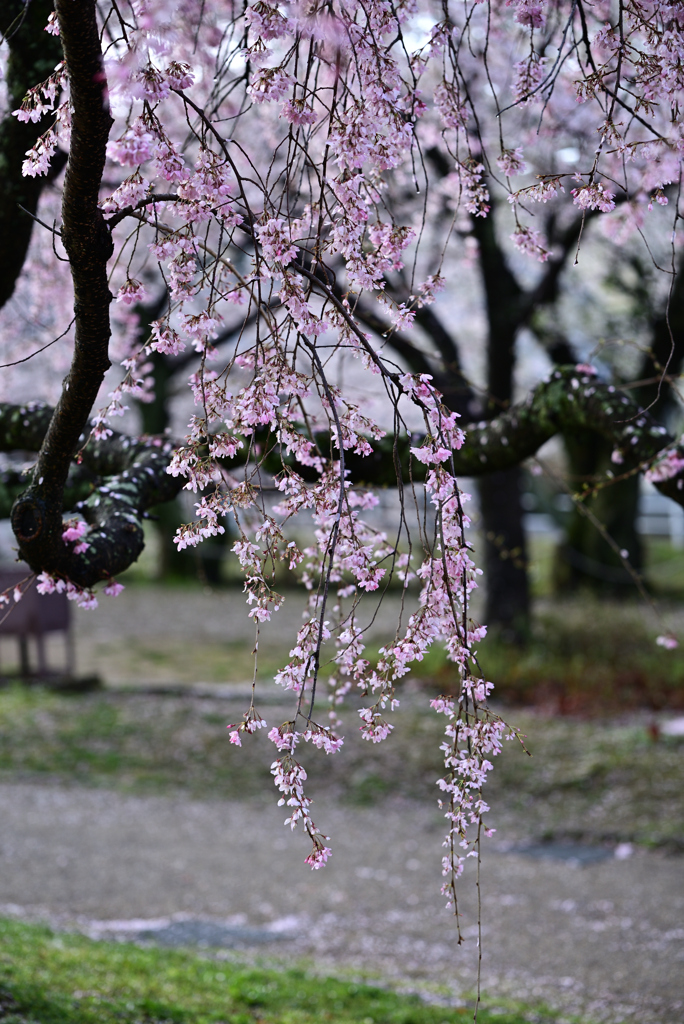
2;367;683;587
10;0;115;580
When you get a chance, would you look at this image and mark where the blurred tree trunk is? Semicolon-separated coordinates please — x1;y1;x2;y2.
136;344;188;579
471;212;530;642
478;469;530;635
554;432;642;595
135;307;230;583
0;1;63;309
554;259;684;595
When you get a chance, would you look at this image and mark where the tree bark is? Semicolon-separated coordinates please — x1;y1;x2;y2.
0;0;63;309
555;432;643;594
11;0;116;582
555;258;684;594
478;469;530;638
470;210;530;640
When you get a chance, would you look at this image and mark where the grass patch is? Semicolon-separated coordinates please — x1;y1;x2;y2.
413;600;684;712
485;711;684;851
0;685;273;798
77;636;293;687
519;535;684;601
0;685;682;849
484;601;684;712
0;916;563;1024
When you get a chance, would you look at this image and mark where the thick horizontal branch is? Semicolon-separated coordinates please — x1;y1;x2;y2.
455;367;674;480
330;368;683;503
2;367;683;586
1;402;183;587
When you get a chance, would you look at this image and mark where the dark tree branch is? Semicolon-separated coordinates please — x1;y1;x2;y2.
0;0;63;309
637;256;684;412
1;401;183;587
351;300;437;377
519;212;594;321
451;368;674;479
11;0;115;582
369;291;474;417
469;208;521;405
412;304;462;373
341;367;682;494
0;402;54;450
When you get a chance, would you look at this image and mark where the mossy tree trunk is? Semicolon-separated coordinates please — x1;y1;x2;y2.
135;309;230;584
554;258;684;596
470;210;530;642
554;432;642;595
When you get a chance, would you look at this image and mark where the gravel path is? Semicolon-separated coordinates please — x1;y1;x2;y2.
1;781;682;1023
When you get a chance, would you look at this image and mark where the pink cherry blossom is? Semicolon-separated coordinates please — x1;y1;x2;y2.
656;634;678;650
62;520;88;543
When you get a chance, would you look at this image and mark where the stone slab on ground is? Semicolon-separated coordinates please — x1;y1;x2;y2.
0;782;682;1024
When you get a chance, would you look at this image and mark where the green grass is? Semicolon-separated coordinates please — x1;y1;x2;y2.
78;635;295;687
0;917;565;1024
643;538;684;595
486;712;684;850
0;684;682;850
107;533;684;707
0;685;272;799
411;599;684;712
483;601;684;711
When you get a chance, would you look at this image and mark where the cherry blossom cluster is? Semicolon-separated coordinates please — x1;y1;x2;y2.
226;705;268;746
645;445;684;483
0;576;33;610
431;691;516;920
267;721;333;868
510;226;551;263
13;61;66;124
38;0;684;468
35;570;123;609
13;60;71;178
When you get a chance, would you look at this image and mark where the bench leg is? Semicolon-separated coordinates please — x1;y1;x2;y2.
65;629;75;678
36;633;47;677
18;636;30;677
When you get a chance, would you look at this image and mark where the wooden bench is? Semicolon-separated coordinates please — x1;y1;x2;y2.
0;567;73;679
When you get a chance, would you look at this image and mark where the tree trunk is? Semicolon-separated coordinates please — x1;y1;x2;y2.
0;0;63;310
553;259;684;597
138;346;230;583
470;208;531;640
555;432;642;596
479;468;531;641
